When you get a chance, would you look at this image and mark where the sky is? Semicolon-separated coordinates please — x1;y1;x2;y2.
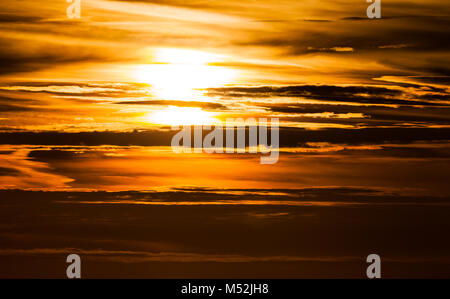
0;0;449;278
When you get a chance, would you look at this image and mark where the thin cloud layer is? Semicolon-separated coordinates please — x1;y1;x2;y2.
0;188;450;278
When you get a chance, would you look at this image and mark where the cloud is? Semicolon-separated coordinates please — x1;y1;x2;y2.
0;103;34;112
0;13;42;23
0;36;122;75
306;46;354;53
0;248;361;263
116;100;227;110
206;84;449;106
0;126;450;147
0;149;73;189
0;187;449;277
89;0;254;28
0;144;447;194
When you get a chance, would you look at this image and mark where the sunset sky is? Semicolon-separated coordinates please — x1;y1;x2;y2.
0;0;449;278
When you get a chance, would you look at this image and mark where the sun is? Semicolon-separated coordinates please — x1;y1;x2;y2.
144;106;218;126
135;48;236;101
135;48;235;126
154;48;221;65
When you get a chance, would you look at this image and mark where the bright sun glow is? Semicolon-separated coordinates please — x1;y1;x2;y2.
145;106;218;126
135;48;236;101
135;48;236;126
154;48;222;65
